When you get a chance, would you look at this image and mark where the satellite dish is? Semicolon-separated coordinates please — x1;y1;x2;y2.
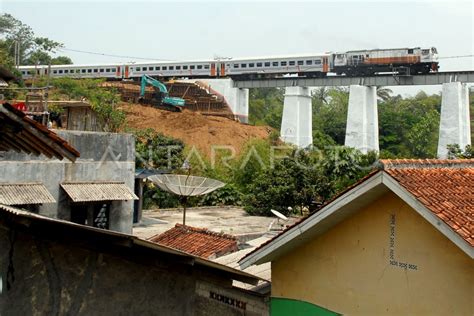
270;209;288;221
149;174;225;226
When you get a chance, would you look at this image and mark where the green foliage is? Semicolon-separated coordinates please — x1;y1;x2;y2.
248;88;284;129
199;184;243;206
132;128;185;170
0;13;70;66
446;144;473;159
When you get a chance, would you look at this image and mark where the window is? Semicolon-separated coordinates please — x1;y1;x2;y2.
408;49;414;54
183;65;188;70
306;60;313;65
289;61;295;66
110;68;116;72
169;66;174;70
53;70;58;74
204;65;209;69
249;63;255;68
314;60;321;65
297;60;304;65
58;70;63;74
422;49;429;55
264;62;270;67
281;61;287;66
162;66;167;70
93;69;98;73
81;69;86;73
100;68;104;72
197;65;203;69
64;70;69;74
272;61;278;67
190;65;195;70
176;66;181;70
234;64;239;68
87;69;92;73
136;67;141;71
105;68;110;72
155;66;160;70
256;62;262;67
241;64;247;68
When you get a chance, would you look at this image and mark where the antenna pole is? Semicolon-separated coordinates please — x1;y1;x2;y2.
182;196;187;226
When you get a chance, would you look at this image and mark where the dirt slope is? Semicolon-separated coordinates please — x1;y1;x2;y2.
121;103;272;157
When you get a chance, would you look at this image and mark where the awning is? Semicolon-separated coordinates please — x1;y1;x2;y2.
0;183;56;205
61;182;138;202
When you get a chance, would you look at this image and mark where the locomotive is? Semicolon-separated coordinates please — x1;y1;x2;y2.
18;46;439;80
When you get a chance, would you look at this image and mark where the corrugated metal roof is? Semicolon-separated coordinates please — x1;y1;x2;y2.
0;183;56;205
61;181;138;202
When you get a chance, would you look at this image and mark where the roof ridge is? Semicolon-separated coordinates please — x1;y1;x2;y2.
175;223;237;241
379;159;474;169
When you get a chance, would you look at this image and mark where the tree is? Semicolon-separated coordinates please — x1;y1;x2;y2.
446;144;473;159
0;13;71;66
377;87;393;102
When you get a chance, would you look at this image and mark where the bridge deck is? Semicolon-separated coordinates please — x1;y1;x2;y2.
233;71;474;88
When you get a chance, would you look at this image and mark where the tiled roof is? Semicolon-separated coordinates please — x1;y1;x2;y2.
380;159;474;246
0;103;80;161
241;159;473;264
148;224;238;259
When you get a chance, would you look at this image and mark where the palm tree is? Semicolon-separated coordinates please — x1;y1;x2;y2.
377;87;393;102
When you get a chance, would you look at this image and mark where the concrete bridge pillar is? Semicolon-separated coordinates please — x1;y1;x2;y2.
191;78;249;123
437;82;471;158
280;86;313;148
344;85;379;153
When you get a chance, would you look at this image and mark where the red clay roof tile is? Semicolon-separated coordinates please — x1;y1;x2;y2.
147;224;238;259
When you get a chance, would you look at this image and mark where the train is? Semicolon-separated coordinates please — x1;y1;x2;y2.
18;47;439;80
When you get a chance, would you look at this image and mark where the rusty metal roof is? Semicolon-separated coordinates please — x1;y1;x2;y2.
0;182;56;205
0;103;80;161
61;181;138;202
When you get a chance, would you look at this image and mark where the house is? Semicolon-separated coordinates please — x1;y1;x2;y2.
0;204;268;315
240;159;473;316
148;223;239;259
0;104;137;234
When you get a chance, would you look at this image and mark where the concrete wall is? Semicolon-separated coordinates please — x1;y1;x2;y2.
272;192;473;315
0;131;136;234
0;223;267;316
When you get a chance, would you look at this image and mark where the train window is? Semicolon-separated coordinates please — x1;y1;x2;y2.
289;61;295;66
241;64;247;68
197;65;203;69
204;65;209;69
183;65;188;70
272;61;278;67
81;69;86;73
155;66;160;70
281;61;287;66
176;66;181;70
105;68;110;72
234;64;239;68
422;49;429;55
100;68;104;72
190;65;195;70
314;60;321;65
111;68;116;72
256;62;262;67
249;63;255;67
169;66;174;70
162;66;167;70
87;69;92;73
264;62;270;67
306;60;312;65
53;70;58;74
93;69;98;73
297;61;304;65
136;67;141;71
408;49;414;54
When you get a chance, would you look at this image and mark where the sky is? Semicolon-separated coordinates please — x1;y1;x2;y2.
1;0;473;95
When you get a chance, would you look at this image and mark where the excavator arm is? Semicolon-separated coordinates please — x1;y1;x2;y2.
139;75;186;110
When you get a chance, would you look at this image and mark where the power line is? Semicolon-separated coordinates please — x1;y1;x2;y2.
57;47;176;61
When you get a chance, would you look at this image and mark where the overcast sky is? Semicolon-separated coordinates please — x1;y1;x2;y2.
2;0;473;95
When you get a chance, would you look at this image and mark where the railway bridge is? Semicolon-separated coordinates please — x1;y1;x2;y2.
201;71;474;158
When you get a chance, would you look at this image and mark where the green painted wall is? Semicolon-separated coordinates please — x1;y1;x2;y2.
271;297;340;316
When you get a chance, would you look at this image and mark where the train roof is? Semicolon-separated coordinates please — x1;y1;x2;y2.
342;47;426;53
